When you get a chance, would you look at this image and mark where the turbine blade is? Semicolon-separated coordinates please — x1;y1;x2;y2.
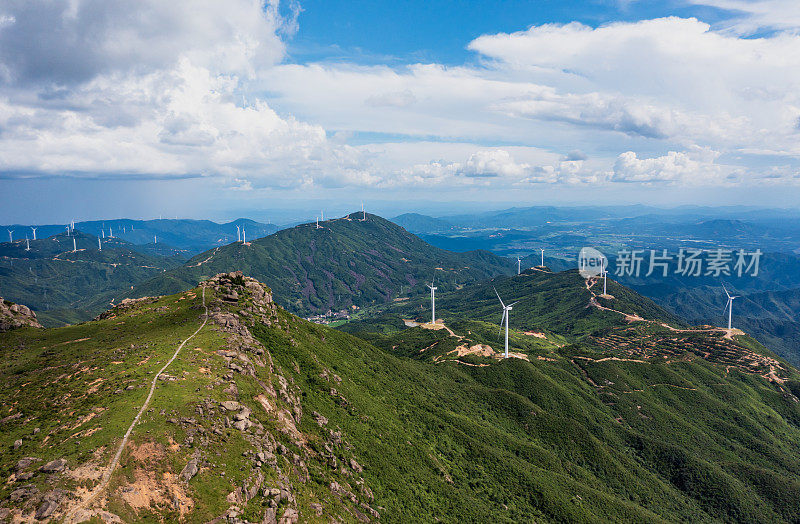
498;310;506;339
722;284;731;299
508;301;520;307
493;287;505;308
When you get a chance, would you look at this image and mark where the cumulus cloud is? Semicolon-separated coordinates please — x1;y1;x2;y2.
611;148;723;183
0;0;367;189
2;2;800;191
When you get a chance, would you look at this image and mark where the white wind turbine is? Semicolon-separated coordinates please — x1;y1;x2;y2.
723;284;739;331
360;201;366;221
72;237;77;252
494;287;520;359
236;225;241;242
7;229;13;243
154;235;157;244
98;238;102;251
31;227;37;240
540;248;544;267
25;237;30;251
316;216;322;229
601;259;608;295
426;281;438;325
101;229;105;239
242;228;246;243
516;256;522;275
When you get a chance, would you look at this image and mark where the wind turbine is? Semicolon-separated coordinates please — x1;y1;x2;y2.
242;228;246;243
540;248;545;267
65;225;70;236
360;201;366;221
494;287;520;359
101;229;105;239
426;282;438;325
321;210;324;221
25;237;30;251
154;235;157;244
72;237;77;252
31;227;37;240
7;229;13;243
516;256;522;275
316;216;322;229
98;238;102;251
723;284;739;330
236;225;241;242
601;259;608;295
109;227;113;238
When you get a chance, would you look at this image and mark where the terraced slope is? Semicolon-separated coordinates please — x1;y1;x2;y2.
3;273;800;522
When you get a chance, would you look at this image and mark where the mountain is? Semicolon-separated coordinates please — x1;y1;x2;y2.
123;213;515;316
4;272;800;521
0;231;186;326
2;218;279;256
391;213;457;234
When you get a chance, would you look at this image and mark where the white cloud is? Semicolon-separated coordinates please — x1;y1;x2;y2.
2;2;800;192
611;148;723;183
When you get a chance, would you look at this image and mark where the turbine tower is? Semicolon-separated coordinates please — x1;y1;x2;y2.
242;229;246;243
31;227;37;240
109;227;113;238
426;282;438;324
101;229;105;239
494;287;520;359
98;238;102;251
154;235;157;244
540;248;544;267
25;237;30;251
360;201;366;221
517;256;522;275
601;259;608;295
72;237;77;252
723;284;739;330
236;225;241;242
7;229;13;243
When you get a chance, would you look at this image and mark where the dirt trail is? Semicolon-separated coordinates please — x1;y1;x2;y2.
65;286;209;523
585;276;730;337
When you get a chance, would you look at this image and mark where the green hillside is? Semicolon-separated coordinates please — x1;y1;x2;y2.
342;267;684;339
3;273;800;521
125;213;514;316
0;231;186;326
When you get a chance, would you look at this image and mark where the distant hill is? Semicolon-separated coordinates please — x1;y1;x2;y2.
2;218;279;255
125;213;514;316
391;213;457;234
0;230;186;326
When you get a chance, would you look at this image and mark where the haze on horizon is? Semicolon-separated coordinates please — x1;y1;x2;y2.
2;0;800;223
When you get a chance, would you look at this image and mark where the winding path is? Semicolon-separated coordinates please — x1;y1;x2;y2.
65;285;209;522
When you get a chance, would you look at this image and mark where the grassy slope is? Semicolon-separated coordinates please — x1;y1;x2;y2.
127;213;513;317
3;276;800;521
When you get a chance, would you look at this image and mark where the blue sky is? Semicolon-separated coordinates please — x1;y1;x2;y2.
1;0;800;223
286;0;728;65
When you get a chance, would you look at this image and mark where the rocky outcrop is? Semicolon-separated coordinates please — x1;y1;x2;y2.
0;297;42;332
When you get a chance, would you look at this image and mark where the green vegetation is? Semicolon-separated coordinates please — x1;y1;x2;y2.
3;270;800;521
0;231;186;326
125;213;514;317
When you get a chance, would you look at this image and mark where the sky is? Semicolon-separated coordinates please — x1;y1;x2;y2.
2;0;800;223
